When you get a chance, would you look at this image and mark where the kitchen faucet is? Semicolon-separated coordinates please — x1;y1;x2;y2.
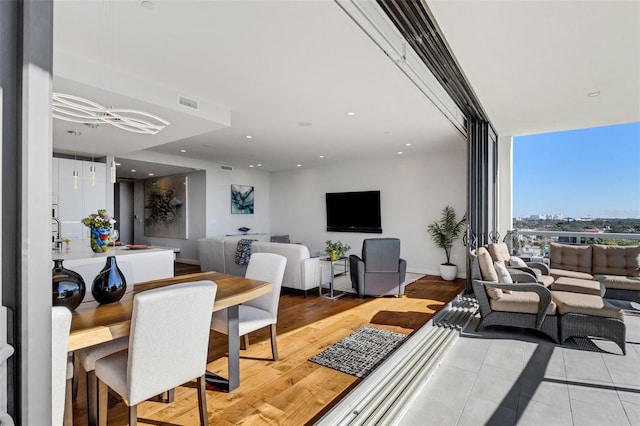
52;217;63;250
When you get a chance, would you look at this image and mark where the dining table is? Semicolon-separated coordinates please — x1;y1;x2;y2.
69;271;273;392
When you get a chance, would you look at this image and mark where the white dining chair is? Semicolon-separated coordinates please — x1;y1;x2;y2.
71;260;134;426
52;306;72;426
211;252;286;360
94;280;217;426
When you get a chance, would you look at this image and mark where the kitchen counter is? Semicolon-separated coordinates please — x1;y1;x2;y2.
53;245;176;284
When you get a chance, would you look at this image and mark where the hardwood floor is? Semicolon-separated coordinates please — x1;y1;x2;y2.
71;264;465;425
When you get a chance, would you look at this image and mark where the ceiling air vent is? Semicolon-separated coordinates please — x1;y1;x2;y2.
177;95;199;110
220;165;233;171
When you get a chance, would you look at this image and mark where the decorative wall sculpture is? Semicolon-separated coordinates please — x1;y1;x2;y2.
231;184;254;214
144;175;188;238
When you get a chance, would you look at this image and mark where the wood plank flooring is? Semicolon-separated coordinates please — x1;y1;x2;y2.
71;263;465;425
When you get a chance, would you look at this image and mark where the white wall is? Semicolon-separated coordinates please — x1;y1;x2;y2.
497;135;513;239
269;149;468;276
120;151;270;263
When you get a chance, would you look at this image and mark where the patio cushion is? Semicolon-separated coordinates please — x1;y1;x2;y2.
477;247;498;282
549;268;594;281
551;291;624;320
592;244;640;277
594;274;640;290
494;261;513;284
551;277;604;296
537;275;554;288
549;243;592;273
509;256;528;267
485;285;503;300
487;243;511;263
490;291;557;315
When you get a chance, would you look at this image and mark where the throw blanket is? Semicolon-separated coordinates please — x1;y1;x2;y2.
235;239;256;265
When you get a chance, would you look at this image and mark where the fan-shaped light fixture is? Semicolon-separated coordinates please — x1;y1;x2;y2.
52;93;169;135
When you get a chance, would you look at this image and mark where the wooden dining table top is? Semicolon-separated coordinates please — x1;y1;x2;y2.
68;271;272;352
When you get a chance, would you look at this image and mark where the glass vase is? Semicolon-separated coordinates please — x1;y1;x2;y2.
90;228;110;253
91;256;127;304
52;259;86;310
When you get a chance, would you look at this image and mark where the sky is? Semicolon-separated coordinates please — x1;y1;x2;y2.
513;122;640;219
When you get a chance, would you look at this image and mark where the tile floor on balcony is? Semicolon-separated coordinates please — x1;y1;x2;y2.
398;299;640;426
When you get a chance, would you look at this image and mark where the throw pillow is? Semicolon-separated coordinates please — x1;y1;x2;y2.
509;256;528;268
485;285;502;300
494;261;514;284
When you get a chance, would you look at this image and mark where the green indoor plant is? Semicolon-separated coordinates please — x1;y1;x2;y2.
325;240;351;261
427;206;467;280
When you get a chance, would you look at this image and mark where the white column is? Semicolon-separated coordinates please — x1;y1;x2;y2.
497;135;513;239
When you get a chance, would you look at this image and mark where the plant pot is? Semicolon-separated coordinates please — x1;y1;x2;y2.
90;228;110;253
439;264;457;281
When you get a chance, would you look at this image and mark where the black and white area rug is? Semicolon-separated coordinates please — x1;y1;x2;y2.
309;326;408;378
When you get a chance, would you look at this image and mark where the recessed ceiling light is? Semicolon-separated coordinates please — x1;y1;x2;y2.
397;151;404;155
347;112;355;116
257;164;262;167
141;1;155;10
115;162;121;166
249;165;254;168
297;164;302;167
319;155;325;159
180;149;187;153
131;169;136;172
148;173;154;176
405;143;411;147
587;91;601;97
246;135;253;139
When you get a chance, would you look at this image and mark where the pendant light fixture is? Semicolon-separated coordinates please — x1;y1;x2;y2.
89;151;96;187
110;159;117;183
68;130;81;189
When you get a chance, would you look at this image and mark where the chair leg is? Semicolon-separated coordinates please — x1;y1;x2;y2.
197;375;209;426
129;404;138;426
97;379;108;426
64;377;73;426
159;388;175;403
87;370;98;426
270;324;279;361
241;334;250;350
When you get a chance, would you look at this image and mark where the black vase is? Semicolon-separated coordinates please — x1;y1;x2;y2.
52;259;86;311
92;256;127;304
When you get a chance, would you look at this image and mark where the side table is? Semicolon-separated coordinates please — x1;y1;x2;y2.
319;257;348;300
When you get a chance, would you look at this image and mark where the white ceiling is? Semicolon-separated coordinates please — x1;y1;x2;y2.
427;0;640;136
52;1;640;179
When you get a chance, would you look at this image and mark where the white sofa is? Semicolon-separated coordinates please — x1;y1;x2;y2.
198;236;321;294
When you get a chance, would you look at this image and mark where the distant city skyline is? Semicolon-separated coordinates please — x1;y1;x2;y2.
513;122;640;219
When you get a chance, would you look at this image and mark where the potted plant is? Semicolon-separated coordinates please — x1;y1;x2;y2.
325;240;351;261
427;206;467;280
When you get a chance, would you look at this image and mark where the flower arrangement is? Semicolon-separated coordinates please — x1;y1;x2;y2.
325;240;351;260
82;209;116;253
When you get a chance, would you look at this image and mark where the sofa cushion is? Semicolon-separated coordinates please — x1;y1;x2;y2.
487;243;511;263
485;285;503;300
490;291;557;315
594;274;640;291
251;241;319;291
509;256;528;268
477;247;499;282
537;275;554;288
549;268;594;281
551;291;624;320
549;243;592;273
551;277;604;296
592;244;640;277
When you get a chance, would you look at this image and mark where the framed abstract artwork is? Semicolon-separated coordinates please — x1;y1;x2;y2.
144;175;188;238
231;184;254;214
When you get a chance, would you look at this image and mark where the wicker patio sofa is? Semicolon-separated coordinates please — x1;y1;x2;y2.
550;243;640;302
471;247;626;354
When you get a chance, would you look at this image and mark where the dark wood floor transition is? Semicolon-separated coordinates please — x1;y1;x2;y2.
71;262;465;425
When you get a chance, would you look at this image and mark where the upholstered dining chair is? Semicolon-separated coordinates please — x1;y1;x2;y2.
349;238;407;297
71;260;134;426
52;306;73;426
94;280;217;426
210;252;286;360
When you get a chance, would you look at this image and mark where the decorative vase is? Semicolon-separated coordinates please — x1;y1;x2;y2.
439;264;458;281
330;250;338;261
52;259;86;310
90;228;111;253
92;256;127;304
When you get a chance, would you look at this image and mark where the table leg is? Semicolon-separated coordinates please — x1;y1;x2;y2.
205;305;240;392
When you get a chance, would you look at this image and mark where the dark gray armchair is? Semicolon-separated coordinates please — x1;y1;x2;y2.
349;238;407;297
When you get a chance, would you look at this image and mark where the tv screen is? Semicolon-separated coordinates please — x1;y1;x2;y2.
325;191;382;233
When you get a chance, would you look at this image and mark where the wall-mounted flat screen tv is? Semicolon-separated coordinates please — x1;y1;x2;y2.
325;190;382;233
